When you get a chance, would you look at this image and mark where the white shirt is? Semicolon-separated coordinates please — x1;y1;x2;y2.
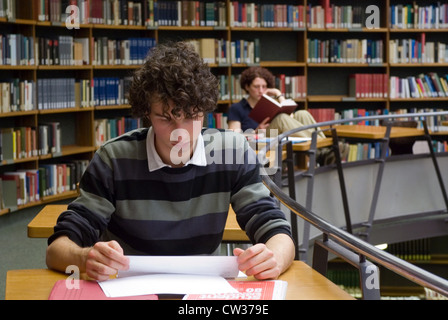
146;126;207;172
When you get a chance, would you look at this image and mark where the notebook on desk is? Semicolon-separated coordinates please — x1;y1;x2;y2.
49;279;158;300
183;280;288;300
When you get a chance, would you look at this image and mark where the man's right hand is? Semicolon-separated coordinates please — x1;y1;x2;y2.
85;241;130;281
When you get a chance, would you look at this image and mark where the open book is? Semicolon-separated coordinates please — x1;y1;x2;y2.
248;94;297;123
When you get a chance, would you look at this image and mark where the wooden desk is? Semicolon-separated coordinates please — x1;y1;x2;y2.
330;125;425;139
27;205;67;238
255;137;333;152
290;137;333;151
5;261;354;300
28;204;250;242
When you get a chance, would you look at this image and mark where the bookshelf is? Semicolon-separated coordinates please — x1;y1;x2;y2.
0;0;447;300
0;1;447;208
306;0;448;128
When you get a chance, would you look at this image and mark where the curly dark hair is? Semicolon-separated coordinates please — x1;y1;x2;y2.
240;66;275;92
128;41;219;122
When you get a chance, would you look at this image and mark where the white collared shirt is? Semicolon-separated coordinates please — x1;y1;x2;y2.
146;126;207;172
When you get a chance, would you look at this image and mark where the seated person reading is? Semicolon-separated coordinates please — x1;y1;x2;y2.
228;66;325;139
46;42;295;281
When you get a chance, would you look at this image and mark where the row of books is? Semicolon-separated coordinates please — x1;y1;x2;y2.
390;3;448;29
2;73;301;113
0;34;35;66
37;78;94;109
1;171;41;208
389;72;448;99
0;160;89;209
205;112;227;130
186;38;225;65
4;35;439;68
37;0;145;26
151;1;226;27
0;33;89;66
227;38;259;65
36;76;132;110
39;122;62;156
76;79;93;108
0;79;36;113
0;123;61;161
34;0;228;27
92;37;155;66
432;140;448;153
94;116;142;146
217;75;230;101
308;108;337;124
3;33;447;68
3;1;448;31
307;39;384;64
228;74;244;101
337;108;385;126
308;2;448;30
5;75;448;113
0;0;17;20
312;107;382;125
386;239;432;261
93;77;132;107
4;34;153;67
349;73;389;99
229;2;305;28
186;38;260;66
37;78;76;110
308;3;368;29
337;136;445;161
387;108;448;132
37;0;79;23
274;74;307;100
96;0;145;26
343;142;383;162
37;36;89;66
0;127;38;161
44;36;133;65
389;36;448;64
327;268;360;298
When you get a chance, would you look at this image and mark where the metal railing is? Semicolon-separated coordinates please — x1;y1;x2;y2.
258;111;448;299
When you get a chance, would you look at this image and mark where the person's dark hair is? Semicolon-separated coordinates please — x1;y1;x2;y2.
128;41;219;122
240;66;275;92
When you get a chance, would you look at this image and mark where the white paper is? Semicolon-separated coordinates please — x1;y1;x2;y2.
256;137;311;144
118;255;240;278
98;256;241;298
99;274;238;297
286;137;312;143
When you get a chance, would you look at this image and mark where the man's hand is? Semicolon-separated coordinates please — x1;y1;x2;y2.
85;241;130;281
233;244;281;280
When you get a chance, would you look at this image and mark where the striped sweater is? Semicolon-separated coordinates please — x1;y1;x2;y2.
48;128;292;255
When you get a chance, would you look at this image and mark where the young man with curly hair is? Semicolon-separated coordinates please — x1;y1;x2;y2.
46;42;295;281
